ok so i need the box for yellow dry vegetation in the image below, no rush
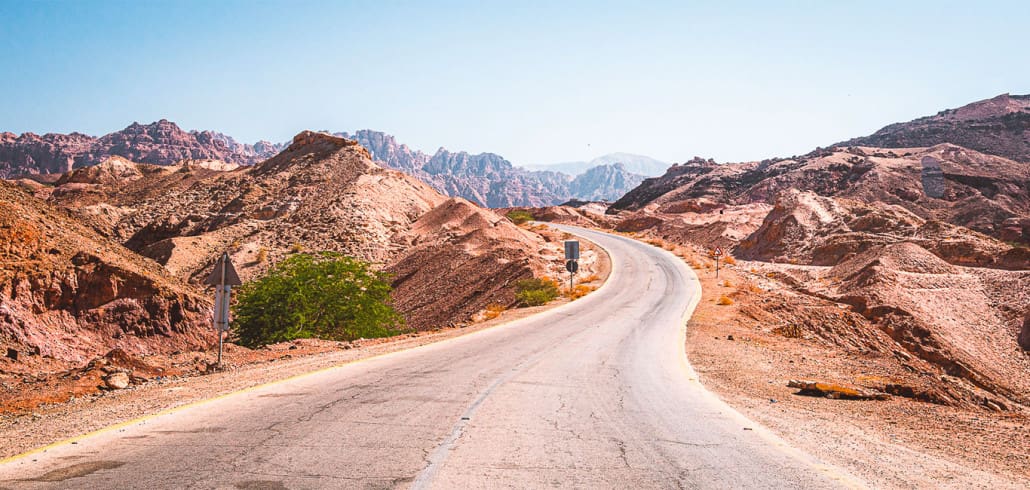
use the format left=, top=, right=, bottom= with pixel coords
left=716, top=295, right=734, bottom=305
left=567, top=284, right=597, bottom=300
left=483, top=303, right=506, bottom=320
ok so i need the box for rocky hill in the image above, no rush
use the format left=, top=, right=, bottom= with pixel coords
left=0, top=120, right=282, bottom=179
left=611, top=145, right=1030, bottom=245
left=44, top=131, right=552, bottom=330
left=0, top=180, right=212, bottom=367
left=839, top=94, right=1030, bottom=163
left=341, top=129, right=644, bottom=205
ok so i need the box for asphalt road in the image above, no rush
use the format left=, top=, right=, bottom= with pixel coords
left=0, top=225, right=855, bottom=489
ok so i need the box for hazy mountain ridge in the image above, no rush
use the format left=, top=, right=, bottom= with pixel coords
left=0, top=120, right=283, bottom=179
left=339, top=130, right=644, bottom=205
left=527, top=152, right=669, bottom=177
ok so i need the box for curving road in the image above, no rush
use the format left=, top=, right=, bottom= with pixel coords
left=0, top=225, right=854, bottom=489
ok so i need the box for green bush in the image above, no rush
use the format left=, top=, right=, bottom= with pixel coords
left=506, top=210, right=534, bottom=225
left=514, top=278, right=559, bottom=307
left=232, top=252, right=404, bottom=347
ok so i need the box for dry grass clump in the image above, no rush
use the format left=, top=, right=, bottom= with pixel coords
left=256, top=247, right=269, bottom=263
left=723, top=256, right=736, bottom=265
left=745, top=282, right=763, bottom=294
left=722, top=280, right=733, bottom=287
left=566, top=284, right=597, bottom=300
left=580, top=273, right=601, bottom=283
left=716, top=295, right=734, bottom=305
left=483, top=303, right=506, bottom=320
left=289, top=243, right=304, bottom=253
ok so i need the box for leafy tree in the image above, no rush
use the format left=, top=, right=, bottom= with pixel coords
left=506, top=210, right=534, bottom=225
left=514, top=278, right=559, bottom=307
left=232, top=252, right=404, bottom=347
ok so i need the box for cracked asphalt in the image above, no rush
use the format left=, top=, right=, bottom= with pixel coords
left=0, top=225, right=854, bottom=489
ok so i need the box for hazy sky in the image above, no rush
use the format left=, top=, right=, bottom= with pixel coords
left=2, top=1, right=1028, bottom=166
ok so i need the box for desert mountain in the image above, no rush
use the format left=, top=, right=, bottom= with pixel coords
left=0, top=180, right=212, bottom=367
left=341, top=129, right=645, bottom=205
left=839, top=93, right=1030, bottom=163
left=45, top=131, right=551, bottom=330
left=0, top=120, right=282, bottom=179
left=526, top=152, right=669, bottom=177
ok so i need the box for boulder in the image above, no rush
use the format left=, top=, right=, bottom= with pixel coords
left=103, top=372, right=130, bottom=390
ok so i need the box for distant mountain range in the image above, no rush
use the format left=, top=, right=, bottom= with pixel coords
left=338, top=130, right=646, bottom=206
left=0, top=123, right=646, bottom=207
left=525, top=153, right=669, bottom=177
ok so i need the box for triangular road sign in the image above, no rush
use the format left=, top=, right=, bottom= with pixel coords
left=205, top=252, right=242, bottom=286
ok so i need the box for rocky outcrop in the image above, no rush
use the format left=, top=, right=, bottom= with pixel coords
left=611, top=145, right=1030, bottom=245
left=0, top=120, right=282, bottom=178
left=814, top=243, right=1030, bottom=408
left=0, top=180, right=212, bottom=366
left=839, top=93, right=1030, bottom=163
left=387, top=198, right=545, bottom=329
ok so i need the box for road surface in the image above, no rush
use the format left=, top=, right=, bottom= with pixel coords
left=0, top=225, right=855, bottom=489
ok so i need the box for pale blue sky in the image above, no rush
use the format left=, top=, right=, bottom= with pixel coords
left=1, top=1, right=1027, bottom=165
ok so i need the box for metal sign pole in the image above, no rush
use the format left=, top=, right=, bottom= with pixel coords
left=206, top=252, right=241, bottom=368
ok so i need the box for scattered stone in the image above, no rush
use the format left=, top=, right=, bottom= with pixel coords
left=727, top=335, right=735, bottom=341
left=103, top=372, right=130, bottom=390
left=6, top=348, right=17, bottom=361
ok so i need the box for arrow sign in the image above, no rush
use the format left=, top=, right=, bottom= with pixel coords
left=205, top=252, right=242, bottom=287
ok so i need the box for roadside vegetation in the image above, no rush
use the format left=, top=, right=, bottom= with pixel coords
left=515, top=277, right=560, bottom=306
left=505, top=209, right=534, bottom=225
left=232, top=252, right=405, bottom=347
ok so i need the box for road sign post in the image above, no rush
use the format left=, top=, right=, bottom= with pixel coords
left=205, top=252, right=242, bottom=366
left=564, top=240, right=580, bottom=293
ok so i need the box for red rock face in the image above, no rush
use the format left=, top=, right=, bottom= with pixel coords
left=0, top=120, right=282, bottom=178
left=0, top=180, right=212, bottom=365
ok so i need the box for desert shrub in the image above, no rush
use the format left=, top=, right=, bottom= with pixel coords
left=232, top=252, right=404, bottom=347
left=256, top=248, right=268, bottom=263
left=716, top=295, right=734, bottom=305
left=722, top=280, right=733, bottom=287
left=723, top=256, right=736, bottom=265
left=506, top=210, right=534, bottom=225
left=515, top=277, right=559, bottom=306
left=289, top=243, right=304, bottom=253
left=581, top=273, right=601, bottom=283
